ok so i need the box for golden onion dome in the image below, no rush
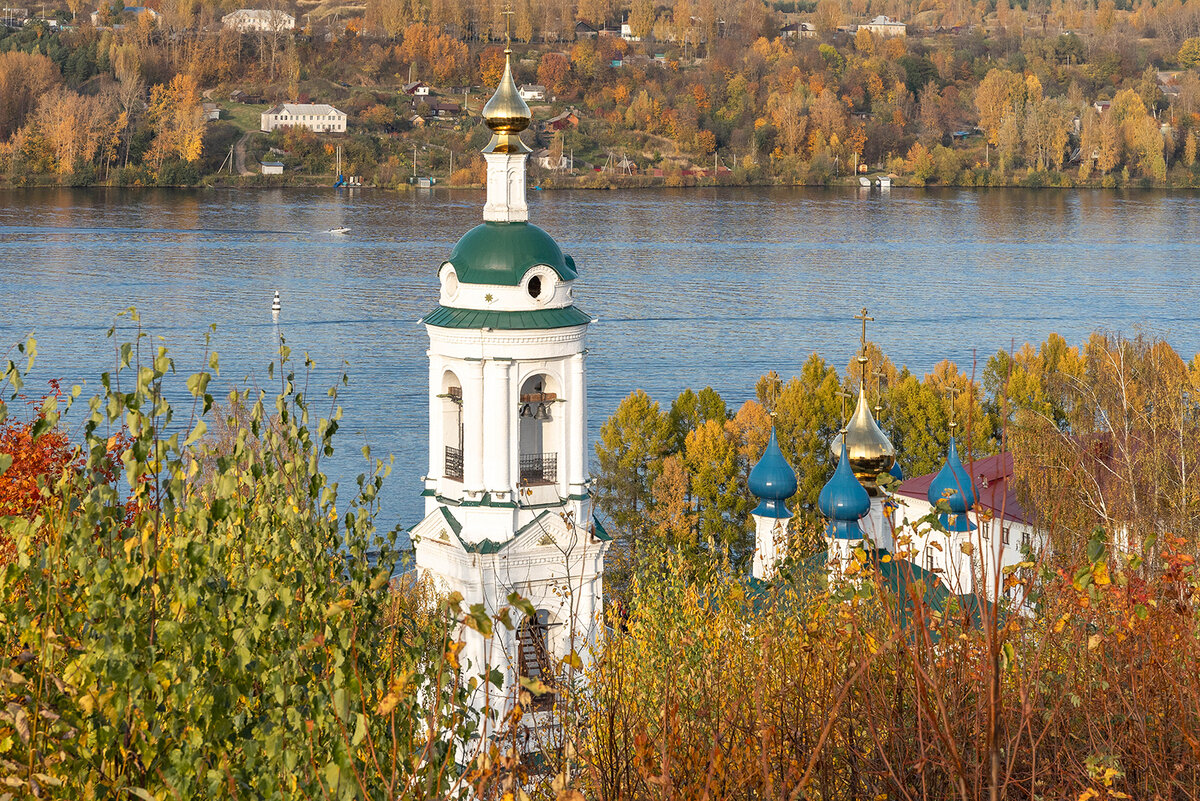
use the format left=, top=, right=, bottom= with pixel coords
left=482, top=49, right=531, bottom=135
left=831, top=384, right=896, bottom=496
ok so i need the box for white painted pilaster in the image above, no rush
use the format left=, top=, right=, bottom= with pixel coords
left=568, top=351, right=586, bottom=492
left=483, top=359, right=512, bottom=499
left=427, top=353, right=442, bottom=482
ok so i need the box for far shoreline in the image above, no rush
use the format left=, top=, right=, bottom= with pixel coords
left=3, top=175, right=1200, bottom=192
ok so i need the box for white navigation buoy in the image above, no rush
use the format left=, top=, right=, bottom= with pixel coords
left=272, top=290, right=281, bottom=313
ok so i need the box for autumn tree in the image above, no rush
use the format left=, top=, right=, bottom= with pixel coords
left=682, top=418, right=751, bottom=557
left=146, top=73, right=205, bottom=169
left=0, top=52, right=62, bottom=140
left=906, top=141, right=935, bottom=182
left=918, top=80, right=942, bottom=144
left=400, top=22, right=469, bottom=86
left=974, top=68, right=1026, bottom=147
left=667, top=386, right=727, bottom=451
left=814, top=0, right=842, bottom=33
left=1023, top=97, right=1072, bottom=170
left=767, top=87, right=809, bottom=158
left=478, top=46, right=508, bottom=87
left=629, top=0, right=655, bottom=40
left=537, top=53, right=570, bottom=96
left=1180, top=37, right=1200, bottom=69
left=24, top=88, right=118, bottom=175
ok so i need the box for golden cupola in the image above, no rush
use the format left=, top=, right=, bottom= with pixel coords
left=832, top=309, right=897, bottom=496
left=482, top=48, right=531, bottom=154
left=836, top=383, right=896, bottom=496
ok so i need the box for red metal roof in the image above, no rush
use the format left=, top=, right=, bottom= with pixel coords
left=895, top=452, right=1031, bottom=526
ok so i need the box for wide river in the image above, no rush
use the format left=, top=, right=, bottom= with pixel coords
left=1, top=186, right=1197, bottom=535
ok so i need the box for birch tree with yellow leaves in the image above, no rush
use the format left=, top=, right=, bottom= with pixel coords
left=145, top=73, right=205, bottom=171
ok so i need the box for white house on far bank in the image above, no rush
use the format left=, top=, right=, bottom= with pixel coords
left=859, top=15, right=906, bottom=36
left=260, top=103, right=346, bottom=133
left=518, top=84, right=546, bottom=102
left=222, top=8, right=295, bottom=32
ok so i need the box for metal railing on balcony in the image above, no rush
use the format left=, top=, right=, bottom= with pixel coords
left=444, top=446, right=463, bottom=481
left=519, top=452, right=557, bottom=485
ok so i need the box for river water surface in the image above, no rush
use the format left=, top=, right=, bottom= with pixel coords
left=1, top=186, right=1197, bottom=533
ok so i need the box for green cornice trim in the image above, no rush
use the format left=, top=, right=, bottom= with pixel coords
left=423, top=304, right=592, bottom=331
left=437, top=506, right=463, bottom=537
left=516, top=510, right=556, bottom=539
left=592, top=516, right=613, bottom=541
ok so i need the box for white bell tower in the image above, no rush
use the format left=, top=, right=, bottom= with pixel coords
left=409, top=48, right=608, bottom=720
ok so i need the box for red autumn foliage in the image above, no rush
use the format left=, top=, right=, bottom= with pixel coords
left=0, top=381, right=75, bottom=522
left=0, top=381, right=131, bottom=563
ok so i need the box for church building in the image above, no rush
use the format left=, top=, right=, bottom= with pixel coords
left=408, top=46, right=609, bottom=717
left=748, top=320, right=1033, bottom=618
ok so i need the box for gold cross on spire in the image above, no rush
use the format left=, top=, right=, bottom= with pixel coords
left=853, top=307, right=874, bottom=386
left=835, top=389, right=852, bottom=429
left=946, top=384, right=961, bottom=430
left=854, top=307, right=874, bottom=353
left=502, top=4, right=514, bottom=51
left=872, top=368, right=886, bottom=417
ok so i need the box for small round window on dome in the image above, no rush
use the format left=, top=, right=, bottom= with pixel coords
left=527, top=276, right=542, bottom=299
left=442, top=271, right=460, bottom=300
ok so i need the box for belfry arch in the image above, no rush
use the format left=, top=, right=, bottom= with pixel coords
left=518, top=373, right=560, bottom=486
left=440, top=370, right=463, bottom=481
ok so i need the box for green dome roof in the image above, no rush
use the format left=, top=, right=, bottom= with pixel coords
left=447, top=222, right=577, bottom=286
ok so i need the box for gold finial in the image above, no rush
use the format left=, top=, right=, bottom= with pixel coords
left=481, top=8, right=531, bottom=154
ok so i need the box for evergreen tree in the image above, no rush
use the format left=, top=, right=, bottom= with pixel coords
left=593, top=389, right=672, bottom=547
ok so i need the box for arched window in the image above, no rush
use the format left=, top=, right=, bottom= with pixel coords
left=441, top=371, right=463, bottom=481
left=518, top=374, right=559, bottom=485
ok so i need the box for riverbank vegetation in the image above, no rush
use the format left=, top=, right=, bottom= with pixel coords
left=3, top=0, right=1200, bottom=188
left=3, top=321, right=1198, bottom=798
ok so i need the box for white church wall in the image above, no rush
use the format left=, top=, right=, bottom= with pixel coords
left=891, top=493, right=1041, bottom=602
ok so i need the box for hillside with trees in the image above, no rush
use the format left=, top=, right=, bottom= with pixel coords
left=3, top=0, right=1200, bottom=187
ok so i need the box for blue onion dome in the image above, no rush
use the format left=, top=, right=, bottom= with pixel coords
left=830, top=385, right=896, bottom=496
left=889, top=460, right=904, bottom=482
left=749, top=428, right=798, bottom=518
left=927, top=435, right=976, bottom=532
left=819, top=437, right=871, bottom=539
